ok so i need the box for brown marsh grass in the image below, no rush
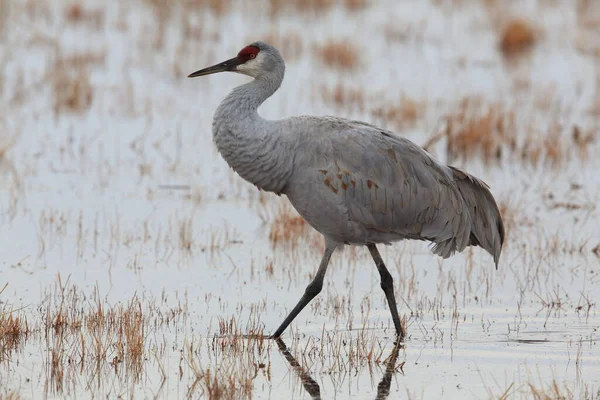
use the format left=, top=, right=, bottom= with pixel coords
left=343, top=0, right=368, bottom=11
left=64, top=3, right=104, bottom=29
left=0, top=134, right=20, bottom=193
left=443, top=99, right=511, bottom=164
left=183, top=312, right=269, bottom=398
left=322, top=82, right=366, bottom=111
left=269, top=0, right=334, bottom=16
left=438, top=97, right=595, bottom=167
left=314, top=40, right=360, bottom=72
left=493, top=379, right=600, bottom=400
left=269, top=0, right=367, bottom=16
left=263, top=30, right=304, bottom=62
left=498, top=18, right=537, bottom=59
left=146, top=0, right=232, bottom=17
left=268, top=203, right=308, bottom=248
left=371, top=95, right=425, bottom=131
left=52, top=50, right=105, bottom=116
left=0, top=393, right=23, bottom=400
left=0, top=277, right=187, bottom=396
left=0, top=287, right=30, bottom=362
left=284, top=329, right=402, bottom=372
left=267, top=202, right=325, bottom=254
left=178, top=217, right=194, bottom=252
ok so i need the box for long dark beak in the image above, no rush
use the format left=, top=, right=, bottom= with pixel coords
left=187, top=57, right=242, bottom=78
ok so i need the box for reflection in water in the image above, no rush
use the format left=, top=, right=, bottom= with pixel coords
left=375, top=340, right=403, bottom=400
left=275, top=338, right=404, bottom=400
left=275, top=338, right=322, bottom=399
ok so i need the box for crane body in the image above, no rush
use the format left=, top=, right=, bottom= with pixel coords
left=189, top=41, right=505, bottom=339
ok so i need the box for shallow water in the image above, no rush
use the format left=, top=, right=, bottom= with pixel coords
left=1, top=0, right=599, bottom=398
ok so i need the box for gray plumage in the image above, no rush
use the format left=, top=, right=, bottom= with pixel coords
left=189, top=41, right=505, bottom=339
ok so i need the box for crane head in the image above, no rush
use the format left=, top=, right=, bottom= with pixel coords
left=187, top=42, right=283, bottom=80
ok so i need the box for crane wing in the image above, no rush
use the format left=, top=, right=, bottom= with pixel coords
left=293, top=118, right=473, bottom=258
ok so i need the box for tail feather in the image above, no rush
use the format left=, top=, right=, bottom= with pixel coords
left=449, top=167, right=505, bottom=268
left=431, top=239, right=459, bottom=259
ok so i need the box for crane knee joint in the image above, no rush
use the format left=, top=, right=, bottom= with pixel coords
left=379, top=272, right=394, bottom=291
left=305, top=281, right=323, bottom=298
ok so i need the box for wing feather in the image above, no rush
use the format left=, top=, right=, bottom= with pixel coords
left=309, top=120, right=472, bottom=254
left=285, top=116, right=503, bottom=263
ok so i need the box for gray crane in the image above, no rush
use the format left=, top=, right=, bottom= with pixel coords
left=188, top=41, right=504, bottom=339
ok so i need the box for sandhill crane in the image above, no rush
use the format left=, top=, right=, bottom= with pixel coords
left=188, top=41, right=505, bottom=339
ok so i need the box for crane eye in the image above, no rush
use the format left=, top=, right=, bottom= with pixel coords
left=249, top=53, right=256, bottom=59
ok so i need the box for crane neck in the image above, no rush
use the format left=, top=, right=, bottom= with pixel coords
left=212, top=70, right=294, bottom=194
left=216, top=72, right=284, bottom=123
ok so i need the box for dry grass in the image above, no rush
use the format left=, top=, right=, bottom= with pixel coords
left=0, top=309, right=30, bottom=362
left=383, top=20, right=426, bottom=44
left=444, top=99, right=511, bottom=164
left=498, top=18, right=537, bottom=59
left=0, top=393, right=23, bottom=400
left=184, top=185, right=204, bottom=206
left=1, top=284, right=30, bottom=364
left=269, top=203, right=308, bottom=248
left=571, top=125, right=596, bottom=160
left=178, top=217, right=194, bottom=251
left=515, top=380, right=600, bottom=399
left=314, top=40, right=360, bottom=72
left=64, top=3, right=104, bottom=28
left=201, top=369, right=239, bottom=400
left=7, top=273, right=593, bottom=398
left=269, top=0, right=366, bottom=16
left=322, top=82, right=365, bottom=111
left=264, top=30, right=304, bottom=62
left=371, top=96, right=425, bottom=131
left=143, top=0, right=231, bottom=50
left=437, top=97, right=595, bottom=167
left=183, top=313, right=268, bottom=398
left=118, top=300, right=145, bottom=379
left=148, top=0, right=232, bottom=16
left=496, top=198, right=520, bottom=240
left=0, top=134, right=20, bottom=191
left=276, top=337, right=403, bottom=398
left=52, top=51, right=102, bottom=116
left=1, top=277, right=187, bottom=396
left=269, top=0, right=334, bottom=16
left=192, top=0, right=233, bottom=15
left=283, top=330, right=397, bottom=372
left=0, top=136, right=15, bottom=161
left=343, top=0, right=368, bottom=11
left=593, top=243, right=600, bottom=258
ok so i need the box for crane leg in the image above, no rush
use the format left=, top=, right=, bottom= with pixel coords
left=270, top=244, right=336, bottom=338
left=367, top=244, right=405, bottom=339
